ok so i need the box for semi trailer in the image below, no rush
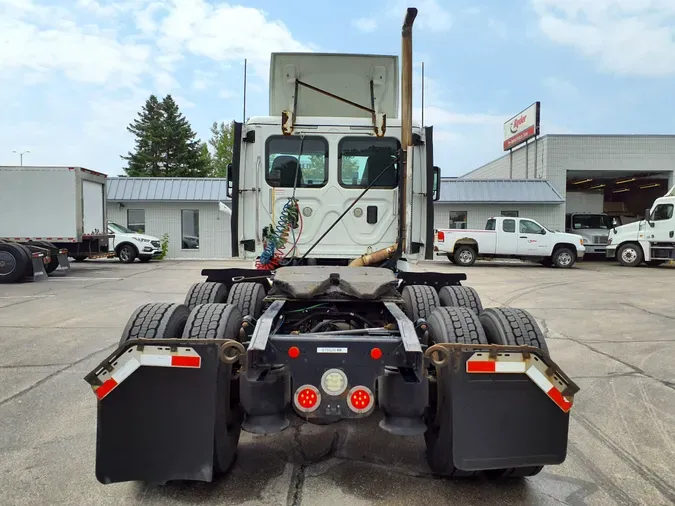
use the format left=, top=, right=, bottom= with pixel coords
left=0, top=165, right=114, bottom=283
left=84, top=7, right=579, bottom=485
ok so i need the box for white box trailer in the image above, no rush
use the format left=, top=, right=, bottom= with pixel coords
left=0, top=166, right=114, bottom=283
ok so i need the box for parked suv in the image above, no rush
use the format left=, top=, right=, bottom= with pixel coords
left=107, top=222, right=162, bottom=263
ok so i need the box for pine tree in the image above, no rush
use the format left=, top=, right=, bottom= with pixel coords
left=121, top=94, right=164, bottom=176
left=121, top=94, right=210, bottom=177
left=161, top=95, right=209, bottom=177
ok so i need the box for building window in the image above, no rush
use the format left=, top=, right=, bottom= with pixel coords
left=502, top=219, right=516, bottom=233
left=338, top=137, right=400, bottom=188
left=181, top=210, right=200, bottom=249
left=265, top=135, right=328, bottom=188
left=449, top=211, right=467, bottom=229
left=501, top=210, right=519, bottom=217
left=127, top=209, right=145, bottom=233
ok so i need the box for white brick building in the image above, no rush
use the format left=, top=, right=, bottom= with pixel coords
left=462, top=135, right=675, bottom=230
left=107, top=178, right=232, bottom=260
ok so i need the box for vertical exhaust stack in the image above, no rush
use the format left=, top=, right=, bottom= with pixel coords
left=400, top=7, right=417, bottom=252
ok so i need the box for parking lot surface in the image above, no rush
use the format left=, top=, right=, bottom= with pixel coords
left=1, top=258, right=674, bottom=506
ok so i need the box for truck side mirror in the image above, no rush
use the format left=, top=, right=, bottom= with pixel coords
left=226, top=163, right=233, bottom=197
left=645, top=208, right=654, bottom=227
left=432, top=166, right=440, bottom=201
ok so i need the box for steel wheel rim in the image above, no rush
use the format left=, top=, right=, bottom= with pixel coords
left=459, top=250, right=473, bottom=263
left=557, top=252, right=572, bottom=266
left=621, top=248, right=637, bottom=263
left=0, top=251, right=17, bottom=276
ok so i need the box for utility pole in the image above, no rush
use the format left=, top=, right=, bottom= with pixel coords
left=13, top=150, right=30, bottom=166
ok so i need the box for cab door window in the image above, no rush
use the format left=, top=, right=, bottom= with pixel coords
left=338, top=137, right=400, bottom=188
left=652, top=204, right=673, bottom=221
left=265, top=136, right=328, bottom=188
left=520, top=219, right=544, bottom=234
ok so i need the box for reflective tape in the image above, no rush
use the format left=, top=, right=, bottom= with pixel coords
left=92, top=345, right=201, bottom=400
left=466, top=352, right=573, bottom=413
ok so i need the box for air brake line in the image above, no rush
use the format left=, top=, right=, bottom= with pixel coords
left=255, top=136, right=305, bottom=270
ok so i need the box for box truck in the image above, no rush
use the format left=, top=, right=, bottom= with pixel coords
left=0, top=166, right=114, bottom=283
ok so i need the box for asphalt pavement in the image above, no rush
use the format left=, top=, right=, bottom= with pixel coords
left=0, top=257, right=673, bottom=505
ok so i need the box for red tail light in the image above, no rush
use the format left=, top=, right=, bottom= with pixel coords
left=437, top=231, right=445, bottom=242
left=294, top=385, right=321, bottom=413
left=347, top=386, right=374, bottom=413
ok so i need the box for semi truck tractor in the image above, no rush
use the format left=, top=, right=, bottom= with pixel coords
left=0, top=165, right=114, bottom=283
left=84, top=8, right=579, bottom=486
left=606, top=185, right=675, bottom=266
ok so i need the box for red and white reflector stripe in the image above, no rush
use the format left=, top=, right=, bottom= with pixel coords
left=466, top=352, right=573, bottom=413
left=92, top=345, right=201, bottom=400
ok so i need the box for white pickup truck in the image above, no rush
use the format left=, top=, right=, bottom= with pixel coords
left=435, top=216, right=586, bottom=268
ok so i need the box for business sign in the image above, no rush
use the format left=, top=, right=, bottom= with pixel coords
left=503, top=102, right=540, bottom=151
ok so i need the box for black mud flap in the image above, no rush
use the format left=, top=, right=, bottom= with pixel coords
left=435, top=347, right=576, bottom=471
left=30, top=254, right=48, bottom=282
left=93, top=344, right=221, bottom=485
left=56, top=252, right=71, bottom=272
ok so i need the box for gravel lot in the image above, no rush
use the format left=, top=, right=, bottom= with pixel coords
left=1, top=258, right=674, bottom=506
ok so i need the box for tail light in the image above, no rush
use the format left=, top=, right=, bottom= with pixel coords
left=347, top=386, right=374, bottom=414
left=437, top=231, right=445, bottom=242
left=294, top=385, right=321, bottom=413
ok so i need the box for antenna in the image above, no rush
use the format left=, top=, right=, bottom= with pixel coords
left=243, top=58, right=247, bottom=122
left=421, top=61, right=425, bottom=127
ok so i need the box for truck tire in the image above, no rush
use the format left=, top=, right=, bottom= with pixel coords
left=424, top=307, right=488, bottom=477
left=401, top=285, right=439, bottom=321
left=13, top=244, right=35, bottom=280
left=119, top=302, right=191, bottom=347
left=453, top=245, right=477, bottom=267
left=478, top=307, right=549, bottom=355
left=0, top=243, right=29, bottom=284
left=616, top=243, right=643, bottom=267
left=182, top=303, right=243, bottom=474
left=478, top=306, right=548, bottom=478
left=184, top=282, right=229, bottom=310
left=446, top=254, right=456, bottom=264
left=118, top=243, right=138, bottom=263
left=226, top=282, right=266, bottom=319
left=551, top=247, right=575, bottom=268
left=438, top=285, right=483, bottom=315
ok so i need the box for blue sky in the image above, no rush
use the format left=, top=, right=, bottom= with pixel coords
left=2, top=0, right=675, bottom=177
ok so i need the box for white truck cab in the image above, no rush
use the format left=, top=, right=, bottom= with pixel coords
left=565, top=213, right=621, bottom=255
left=107, top=222, right=162, bottom=263
left=227, top=52, right=438, bottom=267
left=606, top=185, right=675, bottom=266
left=435, top=216, right=585, bottom=268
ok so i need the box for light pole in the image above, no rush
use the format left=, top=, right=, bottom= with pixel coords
left=12, top=150, right=30, bottom=166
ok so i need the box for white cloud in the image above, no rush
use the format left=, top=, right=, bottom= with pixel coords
left=531, top=0, right=675, bottom=76
left=387, top=0, right=453, bottom=33
left=352, top=17, right=378, bottom=33
left=0, top=0, right=314, bottom=175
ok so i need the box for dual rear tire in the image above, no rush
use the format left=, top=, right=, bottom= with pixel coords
left=402, top=283, right=547, bottom=479
left=119, top=300, right=245, bottom=479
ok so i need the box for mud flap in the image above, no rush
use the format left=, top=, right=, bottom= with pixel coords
left=443, top=349, right=574, bottom=471
left=93, top=344, right=221, bottom=484
left=56, top=252, right=71, bottom=272
left=30, top=254, right=48, bottom=282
